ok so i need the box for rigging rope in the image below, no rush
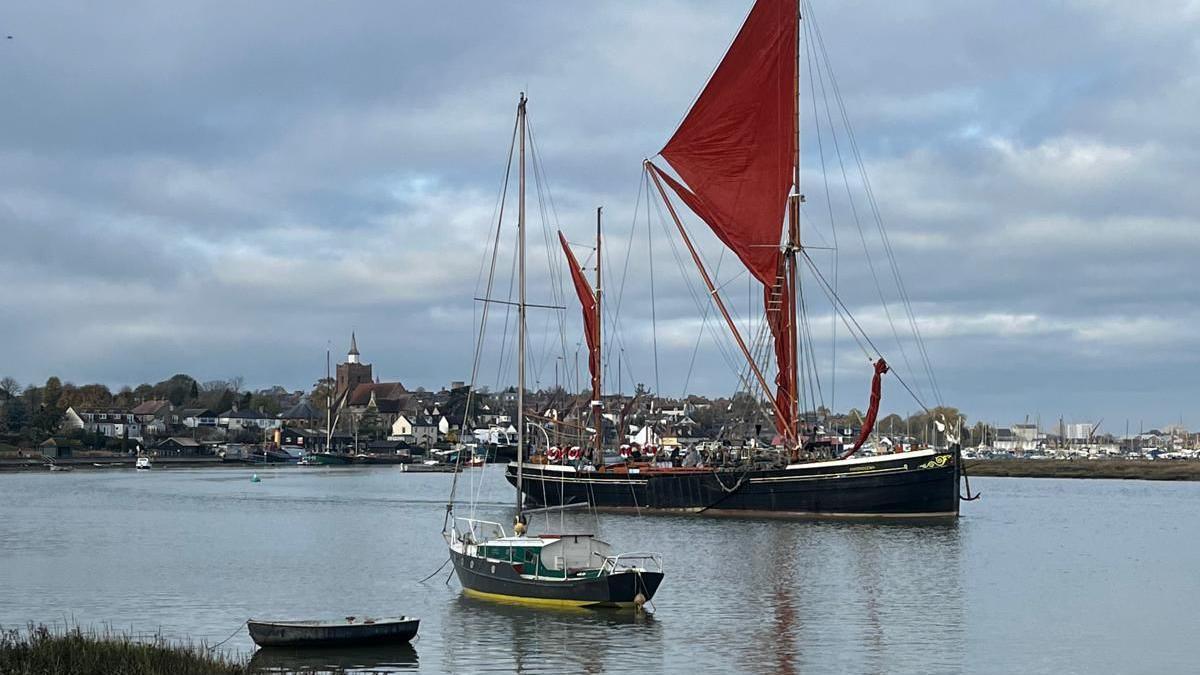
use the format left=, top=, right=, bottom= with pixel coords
left=449, top=110, right=519, bottom=516
left=801, top=251, right=931, bottom=415
left=806, top=0, right=942, bottom=405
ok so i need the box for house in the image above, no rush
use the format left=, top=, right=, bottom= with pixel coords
left=131, top=400, right=172, bottom=423
left=278, top=426, right=320, bottom=447
left=181, top=408, right=218, bottom=428
left=345, top=383, right=409, bottom=430
left=366, top=439, right=408, bottom=456
left=132, top=400, right=174, bottom=438
left=65, top=407, right=143, bottom=439
left=39, top=438, right=68, bottom=459
left=391, top=414, right=438, bottom=447
left=154, top=437, right=205, bottom=456
left=279, top=401, right=323, bottom=426
left=218, top=408, right=281, bottom=431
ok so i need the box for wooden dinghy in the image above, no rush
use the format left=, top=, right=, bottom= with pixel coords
left=247, top=616, right=419, bottom=648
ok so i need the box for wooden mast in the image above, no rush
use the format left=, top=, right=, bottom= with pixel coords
left=787, top=2, right=803, bottom=455
left=593, top=206, right=603, bottom=463
left=516, top=93, right=527, bottom=522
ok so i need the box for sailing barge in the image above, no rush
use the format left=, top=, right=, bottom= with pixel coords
left=506, top=0, right=962, bottom=520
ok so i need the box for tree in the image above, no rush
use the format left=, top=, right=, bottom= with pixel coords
left=214, top=390, right=235, bottom=414
left=0, top=377, right=20, bottom=398
left=249, top=393, right=281, bottom=416
left=4, top=397, right=29, bottom=434
left=34, top=377, right=66, bottom=434
left=73, top=384, right=113, bottom=408
left=309, top=377, right=335, bottom=416
left=905, top=406, right=966, bottom=445
left=358, top=405, right=384, bottom=443
left=879, top=414, right=905, bottom=437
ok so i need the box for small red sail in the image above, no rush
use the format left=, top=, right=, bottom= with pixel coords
left=558, top=231, right=600, bottom=397
left=842, top=359, right=889, bottom=459
left=659, top=0, right=797, bottom=287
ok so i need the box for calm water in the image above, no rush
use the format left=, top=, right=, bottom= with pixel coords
left=1, top=466, right=1197, bottom=673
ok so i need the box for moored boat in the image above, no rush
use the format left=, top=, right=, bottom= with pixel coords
left=448, top=519, right=663, bottom=608
left=135, top=456, right=151, bottom=471
left=246, top=616, right=419, bottom=648
left=444, top=94, right=665, bottom=610
left=299, top=452, right=352, bottom=466
left=507, top=448, right=958, bottom=520
left=497, top=0, right=969, bottom=520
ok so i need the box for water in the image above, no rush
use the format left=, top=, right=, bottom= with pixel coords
left=1, top=466, right=1197, bottom=673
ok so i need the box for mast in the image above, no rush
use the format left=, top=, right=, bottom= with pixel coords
left=325, top=346, right=332, bottom=452
left=593, top=206, right=603, bottom=463
left=788, top=3, right=802, bottom=447
left=516, top=92, right=527, bottom=522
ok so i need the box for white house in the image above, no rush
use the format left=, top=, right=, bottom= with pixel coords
left=391, top=414, right=438, bottom=447
left=63, top=407, right=143, bottom=440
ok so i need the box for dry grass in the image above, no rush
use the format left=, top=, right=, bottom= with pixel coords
left=0, top=624, right=248, bottom=675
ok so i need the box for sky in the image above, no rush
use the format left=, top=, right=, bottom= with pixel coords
left=1, top=0, right=1197, bottom=431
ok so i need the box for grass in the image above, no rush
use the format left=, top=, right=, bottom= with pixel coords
left=0, top=624, right=248, bottom=675
left=965, top=459, right=1200, bottom=481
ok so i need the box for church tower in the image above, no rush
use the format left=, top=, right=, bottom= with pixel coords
left=336, top=332, right=372, bottom=403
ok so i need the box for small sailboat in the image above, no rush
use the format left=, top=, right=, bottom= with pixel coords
left=135, top=456, right=151, bottom=471
left=444, top=94, right=664, bottom=609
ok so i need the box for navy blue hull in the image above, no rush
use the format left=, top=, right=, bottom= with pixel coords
left=506, top=451, right=960, bottom=519
left=451, top=549, right=663, bottom=607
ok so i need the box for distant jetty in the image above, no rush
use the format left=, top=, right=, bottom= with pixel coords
left=965, top=459, right=1200, bottom=482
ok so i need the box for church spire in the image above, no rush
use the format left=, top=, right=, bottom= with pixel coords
left=348, top=332, right=360, bottom=364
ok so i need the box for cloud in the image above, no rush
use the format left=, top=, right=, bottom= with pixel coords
left=1, top=0, right=1198, bottom=427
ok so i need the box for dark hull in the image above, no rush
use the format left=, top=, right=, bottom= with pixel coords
left=247, top=618, right=419, bottom=648
left=450, top=549, right=662, bottom=608
left=506, top=450, right=960, bottom=520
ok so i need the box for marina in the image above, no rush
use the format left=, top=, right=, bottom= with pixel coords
left=1, top=465, right=1197, bottom=672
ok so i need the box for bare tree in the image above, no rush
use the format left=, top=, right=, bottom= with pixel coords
left=0, top=377, right=19, bottom=397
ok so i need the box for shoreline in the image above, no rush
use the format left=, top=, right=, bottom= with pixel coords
left=965, top=459, right=1200, bottom=481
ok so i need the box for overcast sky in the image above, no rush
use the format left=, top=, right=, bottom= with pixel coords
left=1, top=0, right=1197, bottom=430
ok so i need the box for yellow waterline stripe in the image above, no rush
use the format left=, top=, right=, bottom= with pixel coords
left=461, top=588, right=633, bottom=609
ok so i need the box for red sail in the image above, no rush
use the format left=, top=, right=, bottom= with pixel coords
left=558, top=232, right=600, bottom=398
left=841, top=359, right=889, bottom=459
left=655, top=0, right=798, bottom=440
left=659, top=0, right=797, bottom=288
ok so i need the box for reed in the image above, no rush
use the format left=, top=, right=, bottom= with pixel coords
left=0, top=624, right=247, bottom=675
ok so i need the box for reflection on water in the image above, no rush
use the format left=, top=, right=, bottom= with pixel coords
left=249, top=644, right=418, bottom=673
left=443, top=596, right=662, bottom=674
left=1, top=468, right=1196, bottom=673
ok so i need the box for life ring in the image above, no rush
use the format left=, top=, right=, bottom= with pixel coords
left=547, top=446, right=562, bottom=461
left=619, top=445, right=631, bottom=458
left=568, top=446, right=582, bottom=460
left=644, top=445, right=657, bottom=457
